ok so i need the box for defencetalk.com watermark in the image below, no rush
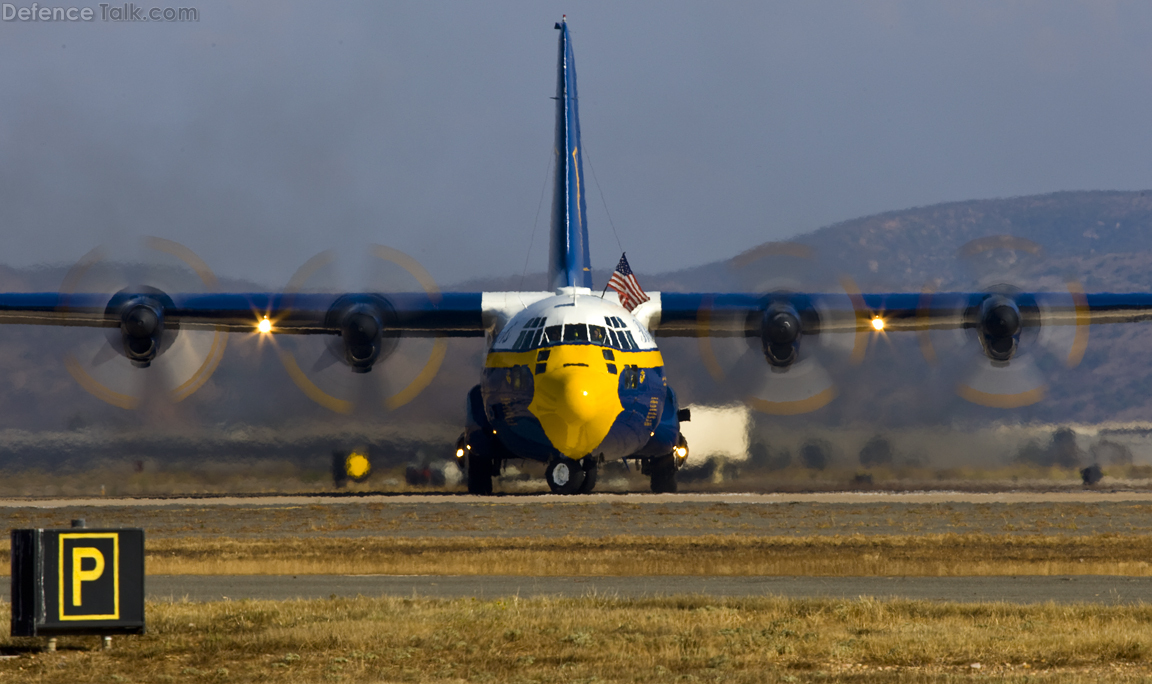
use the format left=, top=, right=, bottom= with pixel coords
left=2, top=3, right=198, bottom=21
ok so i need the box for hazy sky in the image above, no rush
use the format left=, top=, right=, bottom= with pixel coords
left=2, top=1, right=1151, bottom=288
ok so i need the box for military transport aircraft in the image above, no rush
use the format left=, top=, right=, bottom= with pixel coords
left=1, top=19, right=1150, bottom=495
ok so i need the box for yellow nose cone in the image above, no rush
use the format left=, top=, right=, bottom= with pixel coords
left=564, top=383, right=602, bottom=422
left=529, top=345, right=623, bottom=459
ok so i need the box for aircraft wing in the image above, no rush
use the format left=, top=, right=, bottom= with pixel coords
left=0, top=292, right=489, bottom=335
left=651, top=291, right=1152, bottom=336
left=0, top=287, right=514, bottom=412
left=646, top=289, right=1152, bottom=412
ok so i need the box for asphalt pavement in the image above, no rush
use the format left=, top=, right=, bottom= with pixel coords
left=87, top=575, right=1152, bottom=604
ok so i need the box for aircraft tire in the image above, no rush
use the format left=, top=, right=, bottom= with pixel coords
left=545, top=457, right=585, bottom=495
left=467, top=453, right=494, bottom=495
left=650, top=454, right=678, bottom=494
left=577, top=460, right=598, bottom=494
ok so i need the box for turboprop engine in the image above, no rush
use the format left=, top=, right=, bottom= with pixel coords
left=975, top=295, right=1022, bottom=363
left=104, top=287, right=176, bottom=369
left=760, top=304, right=803, bottom=367
left=323, top=295, right=400, bottom=373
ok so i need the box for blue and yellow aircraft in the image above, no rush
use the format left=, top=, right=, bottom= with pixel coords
left=0, top=19, right=1150, bottom=494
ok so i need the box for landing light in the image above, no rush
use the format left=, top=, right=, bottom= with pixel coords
left=257, top=316, right=272, bottom=334
left=675, top=446, right=688, bottom=458
left=870, top=316, right=885, bottom=332
left=455, top=448, right=465, bottom=458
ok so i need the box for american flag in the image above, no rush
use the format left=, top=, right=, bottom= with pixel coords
left=607, top=253, right=650, bottom=312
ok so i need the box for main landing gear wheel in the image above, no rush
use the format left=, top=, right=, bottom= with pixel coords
left=577, top=459, right=598, bottom=494
left=466, top=452, right=494, bottom=495
left=545, top=457, right=585, bottom=495
left=650, top=454, right=678, bottom=494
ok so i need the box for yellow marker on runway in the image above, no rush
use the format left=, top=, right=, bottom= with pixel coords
left=345, top=452, right=371, bottom=481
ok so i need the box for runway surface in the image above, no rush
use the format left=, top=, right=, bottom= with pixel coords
left=2, top=491, right=1149, bottom=606
left=6, top=491, right=1152, bottom=538
left=51, top=575, right=1152, bottom=604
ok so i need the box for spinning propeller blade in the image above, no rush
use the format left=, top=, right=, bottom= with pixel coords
left=698, top=242, right=867, bottom=415
left=61, top=237, right=227, bottom=409
left=920, top=236, right=1090, bottom=408
left=277, top=245, right=448, bottom=415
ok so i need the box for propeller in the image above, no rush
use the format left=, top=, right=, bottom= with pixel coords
left=918, top=236, right=1090, bottom=408
left=61, top=237, right=227, bottom=410
left=275, top=245, right=448, bottom=415
left=697, top=242, right=868, bottom=415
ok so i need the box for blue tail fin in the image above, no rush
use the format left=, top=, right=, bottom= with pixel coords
left=549, top=18, right=593, bottom=290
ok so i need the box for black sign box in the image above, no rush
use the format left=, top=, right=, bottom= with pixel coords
left=11, top=529, right=145, bottom=637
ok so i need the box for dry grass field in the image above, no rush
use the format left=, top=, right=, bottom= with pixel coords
left=4, top=596, right=1152, bottom=683
left=4, top=498, right=1152, bottom=681
left=0, top=533, right=1143, bottom=577
left=7, top=500, right=1152, bottom=577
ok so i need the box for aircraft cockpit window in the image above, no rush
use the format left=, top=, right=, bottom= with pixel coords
left=607, top=328, right=621, bottom=349
left=625, top=331, right=638, bottom=349
left=531, top=328, right=544, bottom=348
left=589, top=325, right=607, bottom=345
left=544, top=325, right=563, bottom=345
left=563, top=323, right=588, bottom=342
left=516, top=329, right=541, bottom=351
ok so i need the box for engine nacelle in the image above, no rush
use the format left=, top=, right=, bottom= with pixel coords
left=325, top=295, right=399, bottom=373
left=759, top=304, right=802, bottom=367
left=105, top=287, right=174, bottom=368
left=120, top=301, right=164, bottom=366
left=977, top=295, right=1021, bottom=362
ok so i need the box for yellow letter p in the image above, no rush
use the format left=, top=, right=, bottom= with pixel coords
left=72, top=547, right=105, bottom=607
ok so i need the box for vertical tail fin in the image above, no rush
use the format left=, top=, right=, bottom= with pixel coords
left=549, top=17, right=593, bottom=290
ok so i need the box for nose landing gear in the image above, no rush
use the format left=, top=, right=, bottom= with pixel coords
left=545, top=457, right=586, bottom=494
left=544, top=455, right=600, bottom=494
left=577, top=457, right=598, bottom=494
